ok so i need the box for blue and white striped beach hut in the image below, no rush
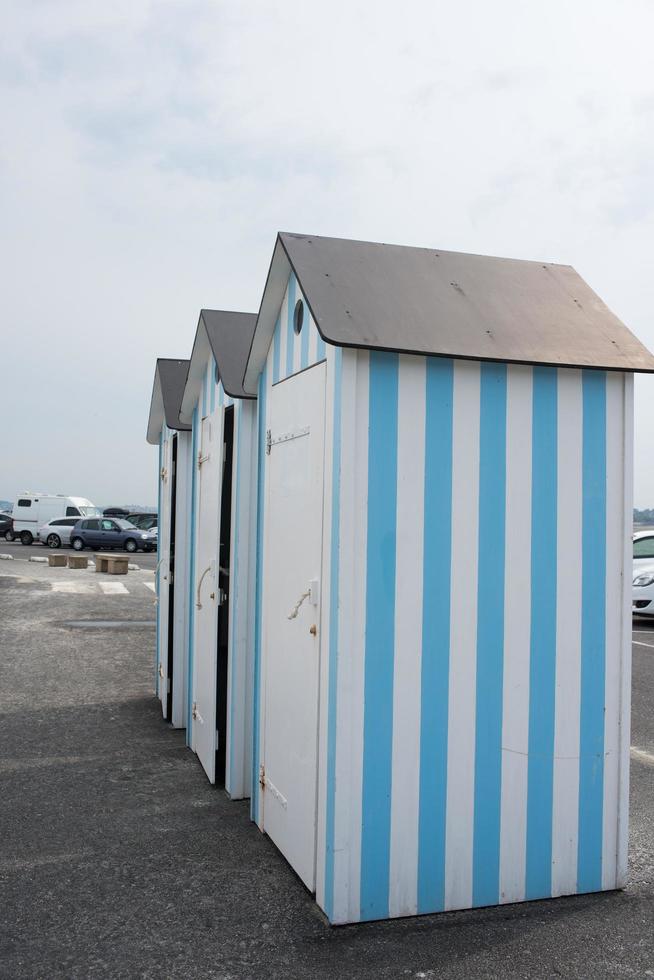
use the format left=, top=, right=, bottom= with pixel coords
left=179, top=310, right=258, bottom=799
left=242, top=232, right=654, bottom=924
left=147, top=358, right=192, bottom=729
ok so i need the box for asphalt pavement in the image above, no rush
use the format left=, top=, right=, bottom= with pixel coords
left=0, top=562, right=653, bottom=979
left=0, top=537, right=157, bottom=571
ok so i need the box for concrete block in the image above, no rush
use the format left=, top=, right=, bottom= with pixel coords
left=67, top=555, right=88, bottom=570
left=48, top=554, right=68, bottom=568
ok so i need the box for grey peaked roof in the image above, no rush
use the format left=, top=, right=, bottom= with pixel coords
left=179, top=309, right=257, bottom=423
left=200, top=310, right=257, bottom=399
left=146, top=359, right=191, bottom=445
left=243, top=232, right=654, bottom=389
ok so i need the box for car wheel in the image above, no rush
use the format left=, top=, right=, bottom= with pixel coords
left=71, top=537, right=84, bottom=551
left=5, top=529, right=14, bottom=542
left=124, top=538, right=137, bottom=554
left=47, top=534, right=61, bottom=549
left=20, top=531, right=33, bottom=546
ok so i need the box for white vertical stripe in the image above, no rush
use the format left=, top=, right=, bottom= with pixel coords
left=552, top=369, right=582, bottom=896
left=308, top=311, right=318, bottom=365
left=332, top=349, right=368, bottom=923
left=603, top=372, right=623, bottom=889
left=278, top=290, right=288, bottom=381
left=316, top=346, right=337, bottom=908
left=617, top=373, right=633, bottom=887
left=293, top=290, right=303, bottom=375
left=444, top=359, right=480, bottom=912
left=389, top=355, right=425, bottom=918
left=499, top=364, right=533, bottom=904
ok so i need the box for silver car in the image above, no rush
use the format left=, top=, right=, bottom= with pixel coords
left=37, top=517, right=83, bottom=549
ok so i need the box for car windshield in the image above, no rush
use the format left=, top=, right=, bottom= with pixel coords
left=79, top=506, right=102, bottom=516
left=115, top=519, right=138, bottom=530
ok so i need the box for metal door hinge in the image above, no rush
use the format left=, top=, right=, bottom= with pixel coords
left=218, top=587, right=227, bottom=606
left=267, top=426, right=310, bottom=455
left=259, top=764, right=266, bottom=788
left=192, top=701, right=198, bottom=721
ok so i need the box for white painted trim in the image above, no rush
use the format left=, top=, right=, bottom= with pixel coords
left=315, top=345, right=337, bottom=909
left=602, top=372, right=623, bottom=888
left=617, top=373, right=633, bottom=887
left=332, top=349, right=369, bottom=923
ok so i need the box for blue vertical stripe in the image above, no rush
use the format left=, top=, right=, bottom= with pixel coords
left=526, top=366, right=558, bottom=899
left=251, top=364, right=267, bottom=823
left=324, top=349, right=343, bottom=921
left=210, top=359, right=216, bottom=414
left=155, top=431, right=163, bottom=695
left=418, top=357, right=454, bottom=913
left=473, top=363, right=507, bottom=907
left=286, top=276, right=296, bottom=378
left=360, top=351, right=399, bottom=921
left=272, top=316, right=281, bottom=384
left=577, top=370, right=607, bottom=891
left=300, top=301, right=310, bottom=370
left=186, top=406, right=199, bottom=744
left=202, top=364, right=208, bottom=418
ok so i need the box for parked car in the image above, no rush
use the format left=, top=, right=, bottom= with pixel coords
left=127, top=512, right=158, bottom=531
left=11, top=493, right=101, bottom=545
left=633, top=530, right=654, bottom=568
left=70, top=518, right=152, bottom=554
left=0, top=513, right=14, bottom=540
left=37, top=517, right=85, bottom=549
left=633, top=561, right=654, bottom=617
left=103, top=507, right=130, bottom=518
left=140, top=527, right=158, bottom=552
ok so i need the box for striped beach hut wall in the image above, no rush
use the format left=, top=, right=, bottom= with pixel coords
left=146, top=358, right=193, bottom=729
left=243, top=232, right=654, bottom=924
left=179, top=310, right=258, bottom=800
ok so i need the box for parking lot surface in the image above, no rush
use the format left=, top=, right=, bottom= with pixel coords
left=0, top=566, right=653, bottom=978
left=0, top=537, right=157, bottom=571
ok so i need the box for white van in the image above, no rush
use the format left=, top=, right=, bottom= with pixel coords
left=11, top=493, right=101, bottom=545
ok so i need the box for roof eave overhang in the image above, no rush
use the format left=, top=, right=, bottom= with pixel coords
left=146, top=368, right=164, bottom=445
left=179, top=316, right=213, bottom=424
left=243, top=236, right=292, bottom=394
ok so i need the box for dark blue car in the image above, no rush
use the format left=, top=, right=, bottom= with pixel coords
left=70, top=517, right=153, bottom=553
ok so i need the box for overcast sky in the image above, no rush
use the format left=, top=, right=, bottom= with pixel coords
left=1, top=0, right=653, bottom=507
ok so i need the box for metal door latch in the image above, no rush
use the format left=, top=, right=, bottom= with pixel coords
left=158, top=663, right=164, bottom=678
left=266, top=429, right=272, bottom=455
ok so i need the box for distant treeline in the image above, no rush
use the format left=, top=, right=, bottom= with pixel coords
left=634, top=509, right=654, bottom=524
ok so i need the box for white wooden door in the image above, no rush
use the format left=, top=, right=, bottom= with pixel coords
left=262, top=362, right=326, bottom=890
left=157, top=438, right=172, bottom=718
left=193, top=411, right=223, bottom=783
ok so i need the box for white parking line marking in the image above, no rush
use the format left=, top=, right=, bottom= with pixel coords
left=98, top=582, right=129, bottom=595
left=144, top=582, right=156, bottom=593
left=51, top=581, right=96, bottom=594
left=632, top=630, right=654, bottom=635
left=633, top=640, right=654, bottom=649
left=631, top=747, right=654, bottom=767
